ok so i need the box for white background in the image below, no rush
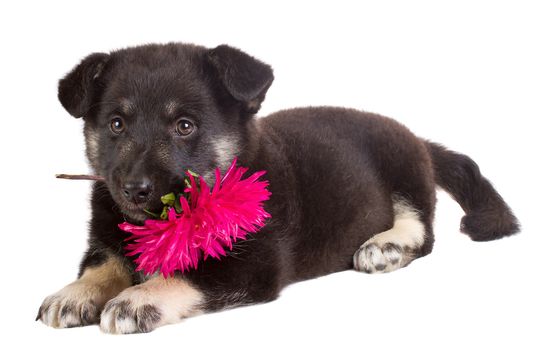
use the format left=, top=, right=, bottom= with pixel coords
left=0, top=1, right=532, bottom=349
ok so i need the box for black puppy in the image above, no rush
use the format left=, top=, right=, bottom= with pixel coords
left=37, top=43, right=519, bottom=334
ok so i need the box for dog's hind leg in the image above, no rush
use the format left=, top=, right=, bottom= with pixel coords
left=353, top=199, right=429, bottom=273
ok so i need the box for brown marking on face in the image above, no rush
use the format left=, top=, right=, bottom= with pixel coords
left=118, top=139, right=136, bottom=159
left=119, top=98, right=135, bottom=115
left=165, top=100, right=179, bottom=117
left=84, top=126, right=100, bottom=171
left=152, top=140, right=172, bottom=164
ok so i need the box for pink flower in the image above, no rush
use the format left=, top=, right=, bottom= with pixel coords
left=118, top=158, right=271, bottom=277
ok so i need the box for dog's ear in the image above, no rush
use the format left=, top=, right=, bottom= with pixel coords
left=207, top=45, right=274, bottom=114
left=58, top=53, right=110, bottom=118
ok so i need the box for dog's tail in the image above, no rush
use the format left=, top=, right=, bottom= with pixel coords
left=425, top=141, right=520, bottom=241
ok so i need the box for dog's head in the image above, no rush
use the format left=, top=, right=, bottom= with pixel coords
left=58, top=43, right=273, bottom=222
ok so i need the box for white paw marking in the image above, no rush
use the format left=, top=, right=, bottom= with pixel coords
left=100, top=286, right=159, bottom=334
left=37, top=257, right=131, bottom=328
left=354, top=200, right=425, bottom=274
left=354, top=242, right=403, bottom=273
left=100, top=276, right=203, bottom=334
left=37, top=281, right=101, bottom=328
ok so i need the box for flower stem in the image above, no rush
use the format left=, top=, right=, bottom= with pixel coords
left=55, top=174, right=105, bottom=181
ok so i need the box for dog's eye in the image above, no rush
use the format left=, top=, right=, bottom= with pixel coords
left=176, top=119, right=195, bottom=136
left=110, top=117, right=125, bottom=134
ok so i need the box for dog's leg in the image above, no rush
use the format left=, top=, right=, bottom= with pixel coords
left=37, top=255, right=131, bottom=328
left=99, top=275, right=203, bottom=334
left=354, top=200, right=428, bottom=273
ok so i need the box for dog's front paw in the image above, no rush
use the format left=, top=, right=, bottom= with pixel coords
left=36, top=282, right=102, bottom=328
left=100, top=287, right=163, bottom=334
left=100, top=276, right=204, bottom=334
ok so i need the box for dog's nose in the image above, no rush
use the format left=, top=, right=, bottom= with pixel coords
left=122, top=179, right=152, bottom=204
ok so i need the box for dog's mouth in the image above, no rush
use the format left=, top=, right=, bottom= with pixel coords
left=115, top=197, right=165, bottom=224
left=122, top=205, right=164, bottom=224
left=111, top=177, right=186, bottom=224
left=119, top=203, right=149, bottom=223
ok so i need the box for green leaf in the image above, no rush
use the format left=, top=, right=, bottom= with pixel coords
left=184, top=178, right=191, bottom=188
left=187, top=169, right=200, bottom=177
left=160, top=192, right=176, bottom=206
left=143, top=208, right=160, bottom=218
left=160, top=206, right=169, bottom=220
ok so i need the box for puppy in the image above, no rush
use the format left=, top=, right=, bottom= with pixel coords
left=37, top=43, right=519, bottom=334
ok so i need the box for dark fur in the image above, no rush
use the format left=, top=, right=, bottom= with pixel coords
left=52, top=43, right=520, bottom=315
